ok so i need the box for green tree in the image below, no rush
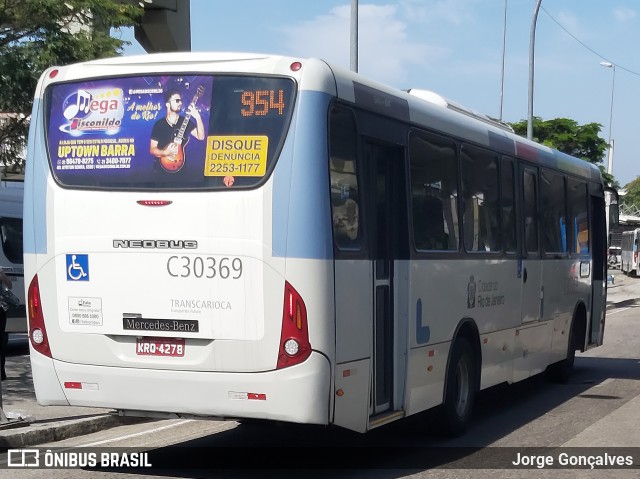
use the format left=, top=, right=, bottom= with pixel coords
left=621, top=176, right=640, bottom=211
left=508, top=117, right=615, bottom=187
left=0, top=0, right=142, bottom=171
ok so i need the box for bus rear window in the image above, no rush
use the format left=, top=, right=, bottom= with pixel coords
left=45, top=75, right=296, bottom=190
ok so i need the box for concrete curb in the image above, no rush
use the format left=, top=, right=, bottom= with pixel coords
left=0, top=414, right=144, bottom=448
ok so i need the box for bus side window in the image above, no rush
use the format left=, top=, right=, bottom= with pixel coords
left=523, top=170, right=539, bottom=254
left=409, top=131, right=459, bottom=252
left=567, top=179, right=589, bottom=255
left=460, top=145, right=500, bottom=253
left=501, top=158, right=517, bottom=254
left=540, top=169, right=567, bottom=255
left=329, top=107, right=362, bottom=251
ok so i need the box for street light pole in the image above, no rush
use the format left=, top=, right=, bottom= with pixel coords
left=499, top=0, right=508, bottom=121
left=350, top=0, right=358, bottom=73
left=600, top=61, right=616, bottom=175
left=527, top=0, right=542, bottom=140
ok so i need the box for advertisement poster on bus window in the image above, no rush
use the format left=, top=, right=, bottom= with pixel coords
left=47, top=74, right=294, bottom=189
left=46, top=75, right=217, bottom=186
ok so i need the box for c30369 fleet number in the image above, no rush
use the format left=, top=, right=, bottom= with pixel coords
left=167, top=256, right=243, bottom=279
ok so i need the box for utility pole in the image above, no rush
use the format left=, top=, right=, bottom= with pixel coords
left=499, top=0, right=507, bottom=121
left=350, top=0, right=358, bottom=72
left=527, top=0, right=542, bottom=140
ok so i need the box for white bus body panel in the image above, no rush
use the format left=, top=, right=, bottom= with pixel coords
left=332, top=260, right=372, bottom=432
left=33, top=345, right=330, bottom=424
left=30, top=180, right=289, bottom=369
left=25, top=54, right=338, bottom=425
left=403, top=256, right=583, bottom=415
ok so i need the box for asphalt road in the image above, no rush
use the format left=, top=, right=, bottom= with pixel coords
left=2, top=302, right=638, bottom=478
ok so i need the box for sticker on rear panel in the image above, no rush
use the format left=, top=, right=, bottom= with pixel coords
left=68, top=297, right=103, bottom=326
left=204, top=135, right=268, bottom=177
left=66, top=254, right=89, bottom=281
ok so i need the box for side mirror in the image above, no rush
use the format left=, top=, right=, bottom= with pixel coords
left=605, top=187, right=619, bottom=228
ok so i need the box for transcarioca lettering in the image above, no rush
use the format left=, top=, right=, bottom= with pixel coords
left=171, top=299, right=232, bottom=310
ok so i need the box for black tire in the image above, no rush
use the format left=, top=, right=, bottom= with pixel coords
left=440, top=337, right=477, bottom=437
left=547, top=323, right=576, bottom=384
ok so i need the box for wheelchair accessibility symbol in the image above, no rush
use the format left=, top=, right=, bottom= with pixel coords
left=66, top=254, right=89, bottom=281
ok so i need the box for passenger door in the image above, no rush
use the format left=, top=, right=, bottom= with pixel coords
left=330, top=106, right=372, bottom=432
left=520, top=165, right=542, bottom=323
left=589, top=191, right=606, bottom=346
left=364, top=140, right=409, bottom=416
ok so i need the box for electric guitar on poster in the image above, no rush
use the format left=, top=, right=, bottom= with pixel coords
left=159, top=85, right=205, bottom=172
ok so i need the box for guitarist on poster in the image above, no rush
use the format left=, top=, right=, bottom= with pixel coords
left=149, top=88, right=205, bottom=173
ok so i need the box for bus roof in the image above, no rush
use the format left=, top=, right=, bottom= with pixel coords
left=325, top=60, right=602, bottom=183
left=37, top=51, right=602, bottom=183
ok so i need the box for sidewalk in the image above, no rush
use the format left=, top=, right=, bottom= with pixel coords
left=1, top=270, right=639, bottom=449
left=606, top=268, right=640, bottom=309
left=0, top=351, right=146, bottom=448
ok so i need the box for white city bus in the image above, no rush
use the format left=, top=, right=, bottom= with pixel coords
left=24, top=52, right=615, bottom=434
left=621, top=229, right=640, bottom=275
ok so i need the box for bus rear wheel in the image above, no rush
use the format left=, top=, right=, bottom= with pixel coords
left=547, top=324, right=577, bottom=384
left=440, top=337, right=477, bottom=437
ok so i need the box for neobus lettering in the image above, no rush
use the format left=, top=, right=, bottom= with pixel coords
left=113, top=239, right=198, bottom=249
left=211, top=138, right=263, bottom=150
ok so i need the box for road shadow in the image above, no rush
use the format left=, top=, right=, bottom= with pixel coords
left=97, top=355, right=640, bottom=478
left=5, top=333, right=639, bottom=476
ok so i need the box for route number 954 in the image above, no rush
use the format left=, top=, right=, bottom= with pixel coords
left=167, top=256, right=243, bottom=279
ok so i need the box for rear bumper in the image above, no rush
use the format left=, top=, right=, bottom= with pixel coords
left=34, top=351, right=332, bottom=426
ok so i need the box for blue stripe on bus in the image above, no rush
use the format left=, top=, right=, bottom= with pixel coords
left=272, top=90, right=333, bottom=260
left=24, top=98, right=48, bottom=255
left=416, top=298, right=430, bottom=344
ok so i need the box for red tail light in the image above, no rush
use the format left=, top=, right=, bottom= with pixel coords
left=277, top=281, right=311, bottom=369
left=635, top=251, right=638, bottom=263
left=28, top=275, right=52, bottom=358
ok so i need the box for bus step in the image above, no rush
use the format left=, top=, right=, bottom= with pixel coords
left=369, top=410, right=405, bottom=430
